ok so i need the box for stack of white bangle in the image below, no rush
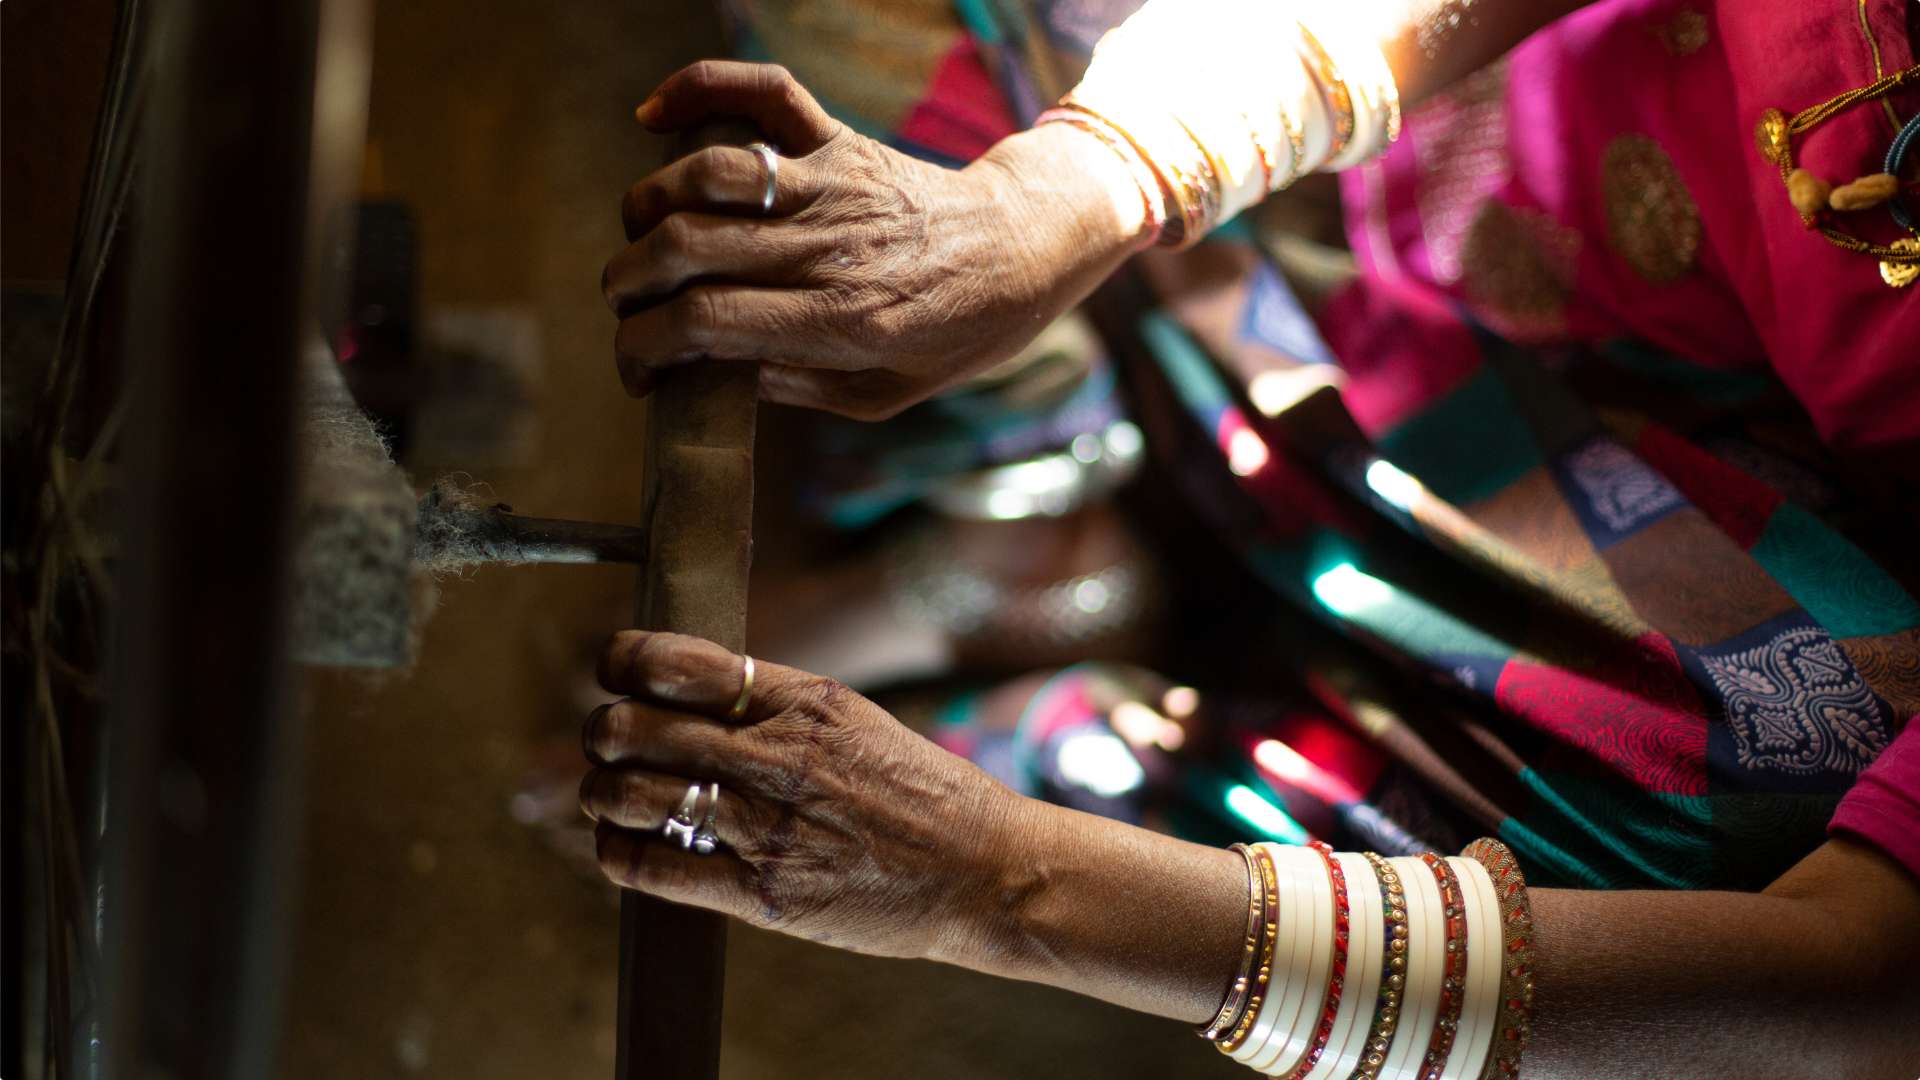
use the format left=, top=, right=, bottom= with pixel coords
left=1040, top=0, right=1403, bottom=245
left=1210, top=842, right=1523, bottom=1080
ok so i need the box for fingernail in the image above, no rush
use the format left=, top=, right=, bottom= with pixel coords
left=635, top=98, right=662, bottom=126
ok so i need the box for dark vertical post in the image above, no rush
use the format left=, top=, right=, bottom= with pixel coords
left=615, top=127, right=762, bottom=1080
left=101, top=0, right=322, bottom=1076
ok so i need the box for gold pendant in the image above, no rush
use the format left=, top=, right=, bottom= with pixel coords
left=1881, top=237, right=1920, bottom=289
left=1754, top=108, right=1789, bottom=165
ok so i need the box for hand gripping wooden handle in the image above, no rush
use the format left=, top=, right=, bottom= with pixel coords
left=615, top=118, right=764, bottom=1080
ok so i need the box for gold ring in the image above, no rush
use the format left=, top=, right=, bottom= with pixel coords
left=728, top=654, right=755, bottom=721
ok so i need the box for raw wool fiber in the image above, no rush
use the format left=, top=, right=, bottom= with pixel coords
left=414, top=475, right=530, bottom=575
left=290, top=340, right=420, bottom=668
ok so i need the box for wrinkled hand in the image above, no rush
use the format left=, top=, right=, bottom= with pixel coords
left=603, top=61, right=1145, bottom=420
left=581, top=630, right=1028, bottom=959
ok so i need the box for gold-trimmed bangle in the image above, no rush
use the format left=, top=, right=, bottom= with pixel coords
left=1351, top=852, right=1408, bottom=1079
left=1171, top=116, right=1230, bottom=234
left=1295, top=23, right=1355, bottom=165
left=1052, top=97, right=1214, bottom=246
left=1200, top=844, right=1268, bottom=1041
left=1462, top=839, right=1534, bottom=1079
left=1035, top=107, right=1169, bottom=244
left=1218, top=844, right=1283, bottom=1054
left=1416, top=852, right=1468, bottom=1080
left=1275, top=102, right=1308, bottom=192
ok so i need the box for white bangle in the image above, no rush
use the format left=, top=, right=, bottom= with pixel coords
left=1379, top=856, right=1441, bottom=1080
left=1304, top=851, right=1384, bottom=1079
left=1250, top=844, right=1335, bottom=1073
left=1236, top=845, right=1314, bottom=1065
left=1442, top=857, right=1501, bottom=1080
left=1304, top=11, right=1400, bottom=171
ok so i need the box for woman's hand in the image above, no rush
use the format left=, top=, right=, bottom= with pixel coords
left=580, top=630, right=1033, bottom=959
left=602, top=61, right=1152, bottom=420
left=579, top=629, right=1251, bottom=1022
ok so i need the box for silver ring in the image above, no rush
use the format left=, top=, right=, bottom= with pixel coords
left=663, top=781, right=722, bottom=854
left=743, top=142, right=778, bottom=215
left=662, top=782, right=703, bottom=850
left=691, top=781, right=720, bottom=855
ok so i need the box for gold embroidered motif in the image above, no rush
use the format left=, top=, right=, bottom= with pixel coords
left=1413, top=60, right=1511, bottom=286
left=1602, top=135, right=1701, bottom=284
left=1652, top=7, right=1709, bottom=55
left=1459, top=202, right=1581, bottom=339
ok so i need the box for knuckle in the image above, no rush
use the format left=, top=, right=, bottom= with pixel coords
left=650, top=214, right=695, bottom=265
left=620, top=181, right=646, bottom=229
left=593, top=701, right=637, bottom=758
left=676, top=289, right=721, bottom=346
left=743, top=865, right=790, bottom=928
left=797, top=673, right=855, bottom=723
left=688, top=145, right=734, bottom=193
left=684, top=59, right=722, bottom=90
left=594, top=828, right=638, bottom=886
left=613, top=775, right=649, bottom=826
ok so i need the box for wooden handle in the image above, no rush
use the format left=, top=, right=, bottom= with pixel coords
left=614, top=119, right=764, bottom=1080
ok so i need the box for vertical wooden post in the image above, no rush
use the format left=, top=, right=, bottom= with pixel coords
left=615, top=119, right=765, bottom=1080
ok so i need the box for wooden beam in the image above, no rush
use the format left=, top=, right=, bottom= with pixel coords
left=615, top=120, right=764, bottom=1080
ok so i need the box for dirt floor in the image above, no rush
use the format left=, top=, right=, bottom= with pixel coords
left=280, top=3, right=1242, bottom=1077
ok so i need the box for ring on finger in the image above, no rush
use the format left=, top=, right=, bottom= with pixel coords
left=729, top=654, right=756, bottom=722
left=743, top=142, right=778, bottom=216
left=691, top=781, right=721, bottom=855
left=662, top=782, right=704, bottom=850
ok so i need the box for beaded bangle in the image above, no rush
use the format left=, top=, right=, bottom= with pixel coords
left=1314, top=852, right=1382, bottom=1079
left=1462, top=839, right=1535, bottom=1080
left=1239, top=845, right=1318, bottom=1068
left=1444, top=857, right=1500, bottom=1080
left=1382, top=855, right=1442, bottom=1080
left=1415, top=852, right=1468, bottom=1080
left=1201, top=844, right=1269, bottom=1041
left=1275, top=841, right=1351, bottom=1078
left=1349, top=851, right=1408, bottom=1079
left=1294, top=23, right=1355, bottom=166
left=1220, top=844, right=1284, bottom=1053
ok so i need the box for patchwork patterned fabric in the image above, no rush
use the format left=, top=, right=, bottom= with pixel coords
left=729, top=0, right=1920, bottom=888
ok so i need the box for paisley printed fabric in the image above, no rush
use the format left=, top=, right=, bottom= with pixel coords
left=1697, top=622, right=1889, bottom=777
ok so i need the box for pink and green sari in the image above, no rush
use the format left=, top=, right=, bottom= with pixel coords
left=727, top=0, right=1920, bottom=888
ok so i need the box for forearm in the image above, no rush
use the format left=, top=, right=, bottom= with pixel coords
left=1372, top=0, right=1595, bottom=106
left=1527, top=841, right=1920, bottom=1079
left=932, top=798, right=1250, bottom=1023
left=935, top=797, right=1920, bottom=1077
left=1025, top=0, right=1595, bottom=250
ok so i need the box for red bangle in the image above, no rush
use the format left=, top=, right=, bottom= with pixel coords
left=1416, top=852, right=1468, bottom=1080
left=1279, top=840, right=1350, bottom=1078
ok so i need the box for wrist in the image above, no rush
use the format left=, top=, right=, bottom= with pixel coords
left=971, top=124, right=1158, bottom=271
left=928, top=786, right=1059, bottom=972
left=930, top=790, right=1251, bottom=1024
